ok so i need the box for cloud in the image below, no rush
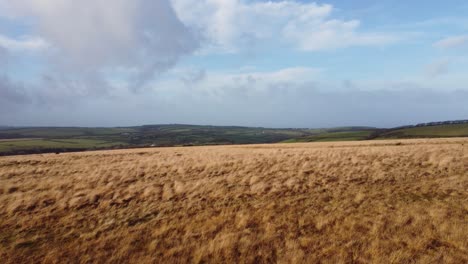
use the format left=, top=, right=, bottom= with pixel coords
left=0, top=46, right=7, bottom=64
left=434, top=35, right=468, bottom=49
left=172, top=0, right=399, bottom=53
left=178, top=68, right=206, bottom=86
left=282, top=16, right=397, bottom=51
left=2, top=65, right=467, bottom=127
left=0, top=0, right=199, bottom=91
left=144, top=74, right=468, bottom=128
left=0, top=75, right=31, bottom=110
left=425, top=58, right=450, bottom=78
left=0, top=72, right=112, bottom=112
left=4, top=72, right=467, bottom=128
left=174, top=67, right=322, bottom=96
left=0, top=34, right=48, bottom=52
left=0, top=0, right=400, bottom=99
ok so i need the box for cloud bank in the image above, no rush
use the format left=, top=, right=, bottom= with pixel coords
left=4, top=74, right=467, bottom=128
left=172, top=0, right=398, bottom=52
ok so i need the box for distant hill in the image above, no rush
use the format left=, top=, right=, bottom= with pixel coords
left=392, top=119, right=468, bottom=130
left=0, top=120, right=466, bottom=156
left=374, top=122, right=468, bottom=139
left=0, top=125, right=312, bottom=155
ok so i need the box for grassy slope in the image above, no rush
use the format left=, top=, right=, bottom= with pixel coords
left=378, top=123, right=468, bottom=138
left=283, top=130, right=375, bottom=143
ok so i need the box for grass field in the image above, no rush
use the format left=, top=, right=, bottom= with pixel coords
left=0, top=138, right=466, bottom=263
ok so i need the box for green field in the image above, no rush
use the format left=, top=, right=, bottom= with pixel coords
left=0, top=139, right=126, bottom=153
left=0, top=122, right=466, bottom=155
left=0, top=127, right=136, bottom=138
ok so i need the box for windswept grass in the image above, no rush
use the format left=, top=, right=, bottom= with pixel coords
left=0, top=138, right=467, bottom=263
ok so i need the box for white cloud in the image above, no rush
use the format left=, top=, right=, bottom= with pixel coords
left=434, top=35, right=468, bottom=49
left=0, top=34, right=48, bottom=51
left=0, top=0, right=199, bottom=90
left=152, top=67, right=323, bottom=100
left=171, top=0, right=398, bottom=53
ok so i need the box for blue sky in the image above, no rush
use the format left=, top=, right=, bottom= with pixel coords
left=0, top=0, right=467, bottom=128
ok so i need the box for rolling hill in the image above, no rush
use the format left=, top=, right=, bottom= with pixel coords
left=0, top=120, right=466, bottom=155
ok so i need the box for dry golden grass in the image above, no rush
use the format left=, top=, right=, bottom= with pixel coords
left=0, top=138, right=467, bottom=263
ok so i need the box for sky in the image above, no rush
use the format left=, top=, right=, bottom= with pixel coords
left=0, top=0, right=467, bottom=128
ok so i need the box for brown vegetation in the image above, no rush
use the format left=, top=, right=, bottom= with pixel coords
left=0, top=138, right=467, bottom=263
